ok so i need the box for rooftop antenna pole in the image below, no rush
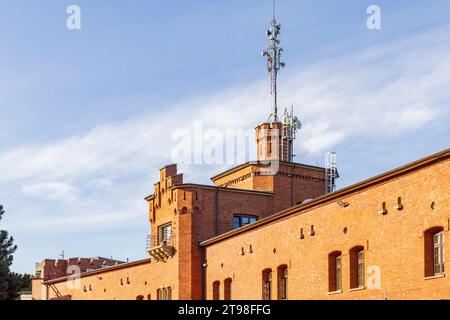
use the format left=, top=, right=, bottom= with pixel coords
left=262, top=0, right=285, bottom=123
left=273, top=0, right=276, bottom=18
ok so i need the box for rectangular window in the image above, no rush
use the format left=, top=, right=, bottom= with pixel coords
left=232, top=215, right=258, bottom=229
left=158, top=223, right=172, bottom=245
left=357, top=251, right=365, bottom=288
left=433, top=232, right=445, bottom=275
left=336, top=255, right=342, bottom=291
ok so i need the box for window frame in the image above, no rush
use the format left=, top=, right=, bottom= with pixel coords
left=424, top=227, right=445, bottom=278
left=212, top=281, right=220, bottom=300
left=328, top=251, right=342, bottom=293
left=357, top=250, right=365, bottom=288
left=232, top=214, right=258, bottom=229
left=277, top=265, right=288, bottom=300
left=158, top=223, right=172, bottom=245
left=349, top=246, right=365, bottom=290
left=262, top=269, right=272, bottom=300
left=224, top=278, right=232, bottom=300
left=433, top=231, right=445, bottom=276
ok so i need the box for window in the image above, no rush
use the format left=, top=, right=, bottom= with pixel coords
left=158, top=223, right=172, bottom=245
left=224, top=278, right=232, bottom=300
left=136, top=295, right=144, bottom=300
left=277, top=265, right=288, bottom=300
left=262, top=269, right=272, bottom=300
left=358, top=251, right=364, bottom=288
left=350, top=246, right=365, bottom=289
left=434, top=232, right=445, bottom=275
left=328, top=251, right=342, bottom=292
left=157, top=287, right=172, bottom=300
left=424, top=227, right=445, bottom=277
left=336, top=256, right=342, bottom=291
left=212, top=281, right=220, bottom=300
left=232, top=215, right=258, bottom=229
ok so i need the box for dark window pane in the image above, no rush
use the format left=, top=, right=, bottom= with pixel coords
left=232, top=217, right=241, bottom=229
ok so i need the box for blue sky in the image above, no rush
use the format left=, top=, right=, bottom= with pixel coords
left=0, top=0, right=449, bottom=274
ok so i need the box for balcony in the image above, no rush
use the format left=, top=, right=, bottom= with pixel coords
left=146, top=235, right=175, bottom=262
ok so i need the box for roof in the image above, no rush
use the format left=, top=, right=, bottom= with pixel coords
left=159, top=163, right=177, bottom=171
left=200, top=147, right=450, bottom=247
left=210, top=161, right=325, bottom=182
left=144, top=183, right=273, bottom=201
left=43, top=259, right=152, bottom=285
left=168, top=183, right=273, bottom=195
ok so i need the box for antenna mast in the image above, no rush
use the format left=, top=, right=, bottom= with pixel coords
left=262, top=0, right=285, bottom=123
left=260, top=0, right=302, bottom=163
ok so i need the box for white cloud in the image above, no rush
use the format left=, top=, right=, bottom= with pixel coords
left=22, top=182, right=80, bottom=203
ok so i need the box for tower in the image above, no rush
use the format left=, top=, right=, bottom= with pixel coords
left=256, top=1, right=301, bottom=163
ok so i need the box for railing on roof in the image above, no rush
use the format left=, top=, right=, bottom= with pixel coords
left=145, top=235, right=175, bottom=262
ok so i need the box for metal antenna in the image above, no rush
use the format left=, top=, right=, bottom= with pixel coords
left=272, top=0, right=276, bottom=18
left=261, top=0, right=285, bottom=123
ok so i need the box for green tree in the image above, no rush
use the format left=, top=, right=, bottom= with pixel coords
left=7, top=273, right=32, bottom=300
left=0, top=204, right=18, bottom=300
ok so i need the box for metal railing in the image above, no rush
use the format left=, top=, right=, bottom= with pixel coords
left=146, top=235, right=174, bottom=251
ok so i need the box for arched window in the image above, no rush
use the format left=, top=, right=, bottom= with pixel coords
left=328, top=251, right=342, bottom=292
left=262, top=269, right=272, bottom=300
left=350, top=246, right=365, bottom=289
left=277, top=265, right=288, bottom=300
left=136, top=295, right=144, bottom=300
left=224, top=278, right=232, bottom=300
left=212, top=281, right=220, bottom=300
left=424, top=227, right=445, bottom=277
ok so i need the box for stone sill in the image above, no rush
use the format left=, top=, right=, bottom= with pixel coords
left=424, top=274, right=445, bottom=281
left=328, top=290, right=343, bottom=295
left=349, top=286, right=366, bottom=292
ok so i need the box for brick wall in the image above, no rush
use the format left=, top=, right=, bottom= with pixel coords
left=203, top=153, right=450, bottom=300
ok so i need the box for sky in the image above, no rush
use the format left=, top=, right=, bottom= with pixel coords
left=0, top=0, right=449, bottom=274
